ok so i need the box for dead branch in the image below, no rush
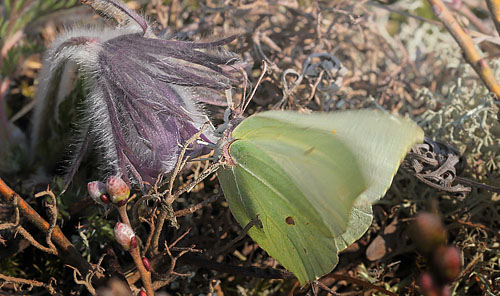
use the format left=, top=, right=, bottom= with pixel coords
left=0, top=177, right=93, bottom=276
left=174, top=194, right=221, bottom=218
left=0, top=273, right=58, bottom=295
left=1, top=194, right=58, bottom=255
left=34, top=187, right=59, bottom=254
left=427, top=0, right=500, bottom=101
left=486, top=0, right=500, bottom=36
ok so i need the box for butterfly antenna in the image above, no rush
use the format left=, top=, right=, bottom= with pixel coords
left=225, top=89, right=234, bottom=110
left=189, top=157, right=215, bottom=162
left=242, top=60, right=268, bottom=114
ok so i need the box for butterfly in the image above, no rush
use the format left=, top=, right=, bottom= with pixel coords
left=216, top=109, right=423, bottom=284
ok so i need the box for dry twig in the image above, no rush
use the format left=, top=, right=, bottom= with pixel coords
left=0, top=273, right=57, bottom=295
left=486, top=0, right=500, bottom=36
left=0, top=178, right=91, bottom=275
left=427, top=0, right=500, bottom=101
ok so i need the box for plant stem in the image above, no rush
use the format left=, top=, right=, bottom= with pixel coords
left=0, top=177, right=93, bottom=278
left=151, top=209, right=167, bottom=254
left=116, top=204, right=154, bottom=296
left=427, top=0, right=500, bottom=100
left=486, top=0, right=500, bottom=36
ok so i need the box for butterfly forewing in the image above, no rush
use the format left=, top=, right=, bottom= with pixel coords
left=218, top=115, right=367, bottom=284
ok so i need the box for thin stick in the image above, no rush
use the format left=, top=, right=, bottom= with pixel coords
left=172, top=162, right=221, bottom=200
left=35, top=187, right=59, bottom=254
left=323, top=274, right=398, bottom=296
left=0, top=196, right=57, bottom=255
left=174, top=194, right=221, bottom=217
left=486, top=0, right=500, bottom=36
left=116, top=205, right=154, bottom=296
left=0, top=273, right=57, bottom=295
left=67, top=265, right=96, bottom=295
left=427, top=0, right=500, bottom=100
left=242, top=60, right=268, bottom=113
left=166, top=123, right=210, bottom=200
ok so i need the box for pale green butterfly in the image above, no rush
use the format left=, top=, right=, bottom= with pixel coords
left=215, top=109, right=424, bottom=284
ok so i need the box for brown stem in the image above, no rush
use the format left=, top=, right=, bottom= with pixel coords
left=427, top=0, right=500, bottom=100
left=116, top=204, right=130, bottom=226
left=116, top=204, right=154, bottom=296
left=0, top=177, right=92, bottom=277
left=174, top=194, right=221, bottom=217
left=129, top=245, right=153, bottom=296
left=151, top=209, right=167, bottom=254
left=486, top=0, right=500, bottom=36
left=0, top=273, right=58, bottom=295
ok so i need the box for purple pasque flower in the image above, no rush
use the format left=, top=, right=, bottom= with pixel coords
left=31, top=0, right=242, bottom=187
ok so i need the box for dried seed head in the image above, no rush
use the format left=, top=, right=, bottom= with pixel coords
left=114, top=222, right=135, bottom=251
left=87, top=181, right=109, bottom=205
left=106, top=176, right=130, bottom=204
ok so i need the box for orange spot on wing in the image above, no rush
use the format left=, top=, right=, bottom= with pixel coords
left=331, top=129, right=337, bottom=134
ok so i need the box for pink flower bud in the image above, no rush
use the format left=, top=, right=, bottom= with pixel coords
left=114, top=222, right=135, bottom=251
left=433, top=246, right=461, bottom=282
left=87, top=181, right=109, bottom=205
left=142, top=257, right=150, bottom=271
left=419, top=273, right=437, bottom=295
left=106, top=176, right=130, bottom=204
left=411, top=212, right=446, bottom=254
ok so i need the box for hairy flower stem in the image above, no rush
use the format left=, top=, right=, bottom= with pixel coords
left=116, top=205, right=153, bottom=296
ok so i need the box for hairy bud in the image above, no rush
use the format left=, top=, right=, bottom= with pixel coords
left=433, top=246, right=461, bottom=282
left=114, top=222, right=135, bottom=251
left=87, top=181, right=109, bottom=205
left=106, top=176, right=130, bottom=204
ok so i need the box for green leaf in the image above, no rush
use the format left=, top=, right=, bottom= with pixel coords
left=217, top=109, right=424, bottom=284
